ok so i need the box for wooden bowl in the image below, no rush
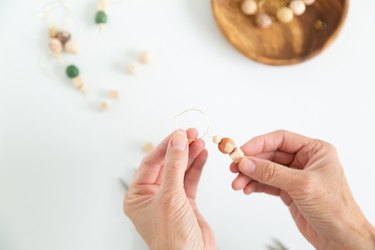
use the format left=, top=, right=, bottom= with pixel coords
left=211, top=0, right=349, bottom=65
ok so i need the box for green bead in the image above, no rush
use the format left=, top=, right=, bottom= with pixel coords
left=66, top=65, right=80, bottom=79
left=95, top=11, right=108, bottom=24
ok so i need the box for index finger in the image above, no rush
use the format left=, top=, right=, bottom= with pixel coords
left=240, top=130, right=311, bottom=156
left=133, top=128, right=198, bottom=185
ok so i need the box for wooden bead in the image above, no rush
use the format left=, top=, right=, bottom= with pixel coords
left=255, top=14, right=272, bottom=29
left=143, top=143, right=154, bottom=153
left=289, top=0, right=306, bottom=16
left=241, top=0, right=257, bottom=15
left=48, top=38, right=63, bottom=54
left=64, top=40, right=79, bottom=54
left=109, top=90, right=120, bottom=100
left=126, top=62, right=140, bottom=75
left=99, top=101, right=109, bottom=111
left=230, top=147, right=245, bottom=163
left=218, top=138, right=235, bottom=154
left=72, top=77, right=88, bottom=95
left=212, top=135, right=222, bottom=144
left=97, top=0, right=107, bottom=11
left=56, top=31, right=71, bottom=45
left=303, top=0, right=315, bottom=6
left=139, top=51, right=151, bottom=64
left=276, top=7, right=294, bottom=23
left=48, top=27, right=58, bottom=38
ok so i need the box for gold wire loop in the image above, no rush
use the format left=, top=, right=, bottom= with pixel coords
left=174, top=108, right=211, bottom=140
left=38, top=0, right=73, bottom=28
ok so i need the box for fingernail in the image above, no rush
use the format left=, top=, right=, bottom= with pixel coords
left=240, top=158, right=256, bottom=175
left=171, top=132, right=187, bottom=152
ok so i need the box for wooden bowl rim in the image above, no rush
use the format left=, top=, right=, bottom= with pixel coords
left=211, top=0, right=350, bottom=66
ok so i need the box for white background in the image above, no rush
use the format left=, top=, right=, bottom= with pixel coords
left=0, top=0, right=374, bottom=249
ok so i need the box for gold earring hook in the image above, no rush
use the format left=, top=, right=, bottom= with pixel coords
left=174, top=108, right=211, bottom=140
left=38, top=0, right=73, bottom=28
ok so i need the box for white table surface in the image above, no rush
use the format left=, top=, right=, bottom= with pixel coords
left=1, top=0, right=374, bottom=249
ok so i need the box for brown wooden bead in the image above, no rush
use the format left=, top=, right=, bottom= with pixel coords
left=218, top=138, right=235, bottom=154
left=56, top=31, right=71, bottom=45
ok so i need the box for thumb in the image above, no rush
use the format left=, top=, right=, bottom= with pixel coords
left=160, top=131, right=189, bottom=193
left=238, top=157, right=303, bottom=192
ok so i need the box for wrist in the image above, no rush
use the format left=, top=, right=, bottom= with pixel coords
left=326, top=212, right=375, bottom=250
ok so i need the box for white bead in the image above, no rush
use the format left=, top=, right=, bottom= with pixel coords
left=289, top=0, right=306, bottom=16
left=64, top=40, right=80, bottom=54
left=277, top=7, right=294, bottom=23
left=230, top=148, right=245, bottom=163
left=139, top=51, right=151, bottom=64
left=212, top=135, right=222, bottom=144
left=126, top=62, right=140, bottom=75
left=303, top=0, right=315, bottom=6
left=241, top=0, right=257, bottom=15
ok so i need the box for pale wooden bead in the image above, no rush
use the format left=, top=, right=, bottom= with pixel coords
left=64, top=40, right=80, bottom=54
left=49, top=38, right=63, bottom=54
left=139, top=51, right=151, bottom=64
left=255, top=14, right=272, bottom=29
left=72, top=77, right=88, bottom=95
left=48, top=27, right=58, bottom=38
left=289, top=0, right=306, bottom=16
left=230, top=147, right=245, bottom=163
left=218, top=138, right=235, bottom=154
left=97, top=0, right=107, bottom=11
left=99, top=101, right=109, bottom=111
left=212, top=135, right=222, bottom=144
left=126, top=62, right=140, bottom=75
left=277, top=7, right=294, bottom=23
left=109, top=90, right=120, bottom=100
left=72, top=76, right=83, bottom=88
left=241, top=0, right=257, bottom=15
left=143, top=143, right=154, bottom=153
left=80, top=86, right=88, bottom=95
left=303, top=0, right=315, bottom=6
left=98, top=23, right=106, bottom=31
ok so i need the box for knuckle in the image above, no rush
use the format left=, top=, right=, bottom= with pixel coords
left=260, top=161, right=277, bottom=183
left=169, top=159, right=186, bottom=170
left=293, top=174, right=319, bottom=197
left=324, top=142, right=338, bottom=155
left=275, top=129, right=288, bottom=135
left=158, top=192, right=183, bottom=210
left=300, top=175, right=316, bottom=194
left=312, top=140, right=338, bottom=158
left=123, top=195, right=132, bottom=217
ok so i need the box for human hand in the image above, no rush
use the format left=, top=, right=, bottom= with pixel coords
left=231, top=130, right=375, bottom=250
left=124, top=129, right=216, bottom=250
